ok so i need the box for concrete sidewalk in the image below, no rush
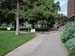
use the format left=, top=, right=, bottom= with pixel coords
left=6, top=31, right=68, bottom=56
left=6, top=34, right=46, bottom=56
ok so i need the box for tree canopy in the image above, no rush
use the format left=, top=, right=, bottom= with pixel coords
left=0, top=0, right=60, bottom=33
left=0, top=0, right=59, bottom=19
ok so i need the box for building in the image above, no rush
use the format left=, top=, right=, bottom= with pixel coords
left=67, top=0, right=75, bottom=17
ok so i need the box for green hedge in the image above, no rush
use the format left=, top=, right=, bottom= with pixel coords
left=61, top=22, right=75, bottom=56
left=65, top=38, right=75, bottom=56
left=65, top=38, right=75, bottom=50
left=0, top=27, right=49, bottom=32
left=61, top=22, right=75, bottom=43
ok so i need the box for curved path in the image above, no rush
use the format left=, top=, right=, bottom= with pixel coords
left=6, top=31, right=68, bottom=56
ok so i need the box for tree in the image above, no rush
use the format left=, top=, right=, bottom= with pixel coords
left=16, top=0, right=20, bottom=35
left=0, top=0, right=60, bottom=34
left=20, top=0, right=60, bottom=29
left=0, top=0, right=21, bottom=35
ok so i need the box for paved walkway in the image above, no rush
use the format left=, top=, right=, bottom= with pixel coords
left=6, top=31, right=68, bottom=56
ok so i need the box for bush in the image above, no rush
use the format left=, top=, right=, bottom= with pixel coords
left=65, top=38, right=75, bottom=56
left=65, top=38, right=75, bottom=50
left=0, top=27, right=49, bottom=32
left=61, top=22, right=75, bottom=43
left=61, top=21, right=75, bottom=56
left=69, top=50, right=75, bottom=56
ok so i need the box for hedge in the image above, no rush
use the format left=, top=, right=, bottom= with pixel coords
left=0, top=27, right=49, bottom=32
left=61, top=21, right=75, bottom=56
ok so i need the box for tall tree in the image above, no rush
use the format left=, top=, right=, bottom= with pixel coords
left=16, top=0, right=20, bottom=35
left=0, top=0, right=60, bottom=34
left=20, top=0, right=58, bottom=29
left=0, top=0, right=21, bottom=35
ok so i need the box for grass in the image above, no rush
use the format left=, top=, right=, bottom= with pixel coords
left=0, top=31, right=34, bottom=56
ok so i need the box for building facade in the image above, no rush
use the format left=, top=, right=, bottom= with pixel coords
left=67, top=0, right=75, bottom=17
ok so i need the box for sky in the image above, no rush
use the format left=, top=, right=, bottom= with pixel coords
left=54, top=0, right=68, bottom=16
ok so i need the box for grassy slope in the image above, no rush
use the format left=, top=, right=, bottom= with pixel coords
left=0, top=31, right=34, bottom=56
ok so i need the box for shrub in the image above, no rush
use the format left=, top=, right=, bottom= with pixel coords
left=0, top=27, right=49, bottom=31
left=61, top=21, right=75, bottom=56
left=69, top=50, right=75, bottom=56
left=65, top=38, right=75, bottom=50
left=61, top=22, right=75, bottom=43
left=65, top=38, right=75, bottom=56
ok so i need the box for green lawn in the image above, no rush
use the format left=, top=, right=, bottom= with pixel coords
left=0, top=31, right=34, bottom=56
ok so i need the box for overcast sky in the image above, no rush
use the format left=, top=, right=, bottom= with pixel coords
left=54, top=0, right=68, bottom=16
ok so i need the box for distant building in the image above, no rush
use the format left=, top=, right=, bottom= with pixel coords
left=67, top=0, right=75, bottom=18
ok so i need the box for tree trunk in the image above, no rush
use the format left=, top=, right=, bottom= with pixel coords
left=16, top=0, right=20, bottom=35
left=42, top=20, right=44, bottom=29
left=32, top=22, right=35, bottom=29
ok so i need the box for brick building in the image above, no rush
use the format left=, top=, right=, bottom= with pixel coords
left=67, top=0, right=75, bottom=17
